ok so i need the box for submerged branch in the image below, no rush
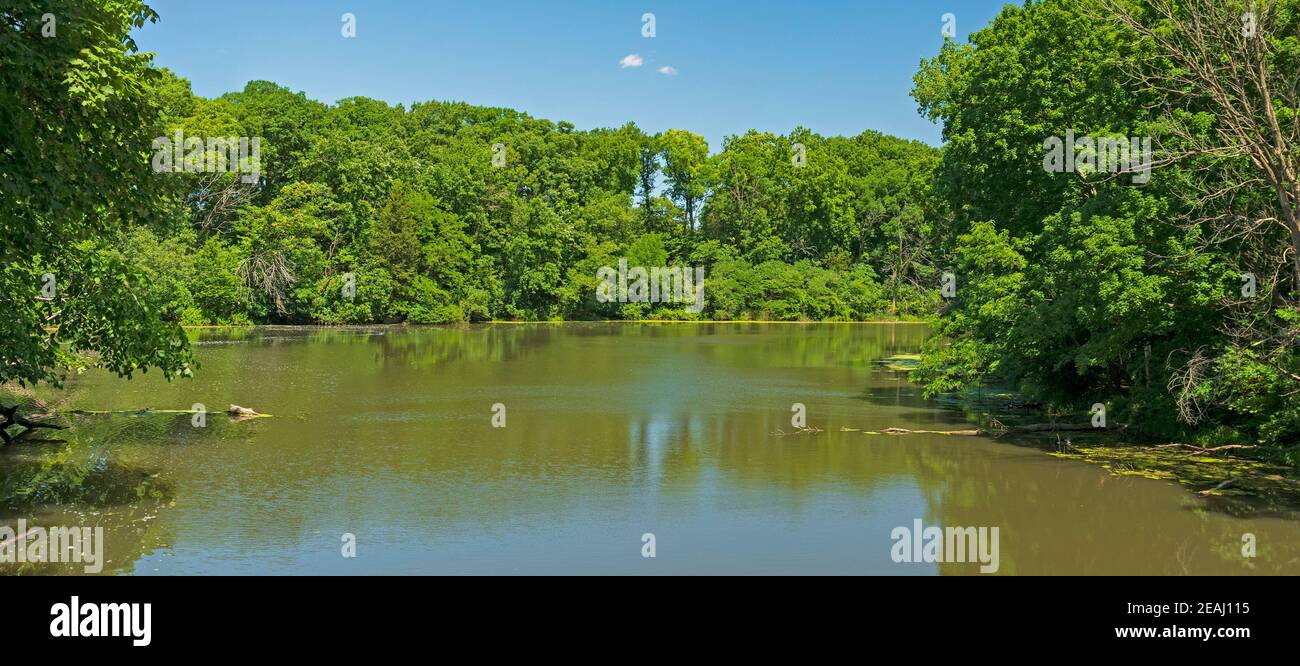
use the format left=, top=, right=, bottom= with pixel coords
left=0, top=403, right=68, bottom=446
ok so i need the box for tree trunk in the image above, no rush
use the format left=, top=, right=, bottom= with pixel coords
left=0, top=404, right=67, bottom=446
left=1288, top=214, right=1300, bottom=292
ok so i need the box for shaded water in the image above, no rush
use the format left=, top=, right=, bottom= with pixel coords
left=4, top=323, right=1299, bottom=575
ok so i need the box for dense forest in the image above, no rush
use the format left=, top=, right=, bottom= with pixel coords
left=130, top=72, right=944, bottom=326
left=2, top=0, right=1298, bottom=459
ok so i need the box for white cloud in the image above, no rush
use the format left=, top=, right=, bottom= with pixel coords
left=619, top=54, right=644, bottom=68
left=657, top=66, right=678, bottom=75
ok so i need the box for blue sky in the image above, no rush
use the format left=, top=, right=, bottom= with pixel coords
left=134, top=1, right=1012, bottom=150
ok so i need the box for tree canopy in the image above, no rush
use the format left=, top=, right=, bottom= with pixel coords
left=122, top=69, right=943, bottom=326
left=912, top=0, right=1300, bottom=453
left=1, top=0, right=191, bottom=387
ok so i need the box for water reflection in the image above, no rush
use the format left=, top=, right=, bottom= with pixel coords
left=3, top=323, right=1298, bottom=575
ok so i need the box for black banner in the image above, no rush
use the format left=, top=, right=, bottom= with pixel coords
left=6, top=574, right=1291, bottom=653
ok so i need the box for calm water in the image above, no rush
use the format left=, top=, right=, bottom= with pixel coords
left=7, top=323, right=1300, bottom=575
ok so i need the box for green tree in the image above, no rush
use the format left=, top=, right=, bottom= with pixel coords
left=659, top=129, right=712, bottom=234
left=911, top=0, right=1300, bottom=452
left=0, top=0, right=192, bottom=392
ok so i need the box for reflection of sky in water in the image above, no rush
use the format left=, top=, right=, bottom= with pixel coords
left=13, top=324, right=1299, bottom=575
left=126, top=466, right=935, bottom=575
left=628, top=413, right=673, bottom=495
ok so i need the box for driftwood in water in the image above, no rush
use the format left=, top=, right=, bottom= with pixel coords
left=1155, top=442, right=1256, bottom=453
left=848, top=423, right=1125, bottom=437
left=774, top=423, right=1128, bottom=438
left=67, top=406, right=271, bottom=420
left=997, top=422, right=1126, bottom=433
left=0, top=404, right=67, bottom=446
left=878, top=427, right=982, bottom=436
left=1198, top=478, right=1236, bottom=495
left=771, top=426, right=825, bottom=436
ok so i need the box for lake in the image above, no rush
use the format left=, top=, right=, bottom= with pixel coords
left=7, top=323, right=1300, bottom=574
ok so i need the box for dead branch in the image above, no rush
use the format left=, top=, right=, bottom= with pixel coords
left=0, top=403, right=67, bottom=446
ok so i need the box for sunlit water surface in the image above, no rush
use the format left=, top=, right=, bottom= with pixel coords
left=6, top=323, right=1299, bottom=575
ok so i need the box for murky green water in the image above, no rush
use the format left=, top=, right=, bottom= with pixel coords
left=4, top=323, right=1299, bottom=575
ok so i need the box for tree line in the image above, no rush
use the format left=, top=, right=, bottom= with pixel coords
left=127, top=70, right=944, bottom=327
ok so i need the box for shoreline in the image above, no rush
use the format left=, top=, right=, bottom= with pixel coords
left=180, top=319, right=933, bottom=329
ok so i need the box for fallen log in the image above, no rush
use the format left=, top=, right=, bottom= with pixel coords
left=998, top=422, right=1127, bottom=433
left=877, top=427, right=982, bottom=436
left=68, top=407, right=271, bottom=418
left=1198, top=478, right=1236, bottom=495
left=1154, top=443, right=1257, bottom=453
left=0, top=403, right=67, bottom=446
left=850, top=423, right=1124, bottom=437
left=771, top=426, right=824, bottom=436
